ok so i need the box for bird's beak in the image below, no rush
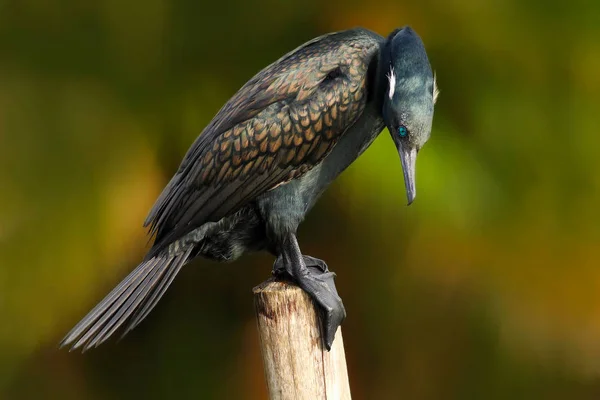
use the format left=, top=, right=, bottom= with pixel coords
left=395, top=141, right=417, bottom=205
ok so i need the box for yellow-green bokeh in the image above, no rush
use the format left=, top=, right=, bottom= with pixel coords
left=2, top=0, right=600, bottom=398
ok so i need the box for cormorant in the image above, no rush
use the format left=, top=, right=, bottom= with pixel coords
left=60, top=26, right=438, bottom=351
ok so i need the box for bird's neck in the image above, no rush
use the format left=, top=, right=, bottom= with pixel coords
left=295, top=44, right=387, bottom=210
left=312, top=47, right=388, bottom=180
left=318, top=100, right=385, bottom=179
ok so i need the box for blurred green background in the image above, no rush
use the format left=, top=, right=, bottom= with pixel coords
left=2, top=0, right=600, bottom=398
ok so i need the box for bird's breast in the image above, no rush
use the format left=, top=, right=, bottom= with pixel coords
left=292, top=102, right=385, bottom=212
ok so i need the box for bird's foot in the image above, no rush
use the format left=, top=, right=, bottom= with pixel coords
left=272, top=255, right=338, bottom=295
left=272, top=255, right=345, bottom=350
left=273, top=254, right=332, bottom=275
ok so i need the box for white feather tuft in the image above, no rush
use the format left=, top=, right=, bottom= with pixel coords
left=433, top=72, right=440, bottom=104
left=387, top=67, right=396, bottom=99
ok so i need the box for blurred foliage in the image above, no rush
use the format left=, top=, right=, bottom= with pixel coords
left=1, top=0, right=600, bottom=398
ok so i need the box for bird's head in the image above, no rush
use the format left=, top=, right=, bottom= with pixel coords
left=381, top=26, right=438, bottom=205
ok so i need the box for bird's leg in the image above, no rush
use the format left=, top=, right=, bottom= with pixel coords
left=273, top=233, right=346, bottom=350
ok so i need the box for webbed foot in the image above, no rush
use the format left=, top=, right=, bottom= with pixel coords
left=273, top=245, right=345, bottom=350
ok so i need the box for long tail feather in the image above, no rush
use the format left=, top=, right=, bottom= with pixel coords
left=60, top=248, right=193, bottom=352
left=121, top=250, right=190, bottom=337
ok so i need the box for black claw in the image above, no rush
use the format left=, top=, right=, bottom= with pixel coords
left=322, top=300, right=346, bottom=350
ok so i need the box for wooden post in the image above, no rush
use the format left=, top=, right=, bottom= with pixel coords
left=253, top=279, right=351, bottom=400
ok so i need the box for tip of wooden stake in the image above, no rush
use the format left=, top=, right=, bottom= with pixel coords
left=253, top=277, right=351, bottom=399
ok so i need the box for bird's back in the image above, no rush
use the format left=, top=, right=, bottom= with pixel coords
left=145, top=28, right=384, bottom=257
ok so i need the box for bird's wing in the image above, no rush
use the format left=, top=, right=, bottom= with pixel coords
left=146, top=28, right=382, bottom=253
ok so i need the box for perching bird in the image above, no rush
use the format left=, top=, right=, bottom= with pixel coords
left=60, top=26, right=438, bottom=352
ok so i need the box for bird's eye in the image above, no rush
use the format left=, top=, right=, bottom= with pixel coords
left=398, top=126, right=408, bottom=137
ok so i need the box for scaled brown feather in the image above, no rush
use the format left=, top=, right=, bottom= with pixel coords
left=145, top=30, right=380, bottom=256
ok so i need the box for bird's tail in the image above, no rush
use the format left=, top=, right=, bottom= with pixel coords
left=60, top=246, right=193, bottom=352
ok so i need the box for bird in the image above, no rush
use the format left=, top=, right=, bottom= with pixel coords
left=60, top=26, right=438, bottom=352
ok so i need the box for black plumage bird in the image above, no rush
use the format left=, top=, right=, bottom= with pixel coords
left=61, top=26, right=438, bottom=351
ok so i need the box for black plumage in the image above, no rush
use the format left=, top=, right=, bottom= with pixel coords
left=61, top=26, right=437, bottom=351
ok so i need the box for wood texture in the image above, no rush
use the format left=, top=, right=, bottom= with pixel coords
left=253, top=279, right=351, bottom=400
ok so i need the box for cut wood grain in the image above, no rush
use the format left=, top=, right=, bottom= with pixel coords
left=253, top=279, right=351, bottom=400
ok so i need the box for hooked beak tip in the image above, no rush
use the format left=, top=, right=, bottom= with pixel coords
left=396, top=141, right=417, bottom=207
